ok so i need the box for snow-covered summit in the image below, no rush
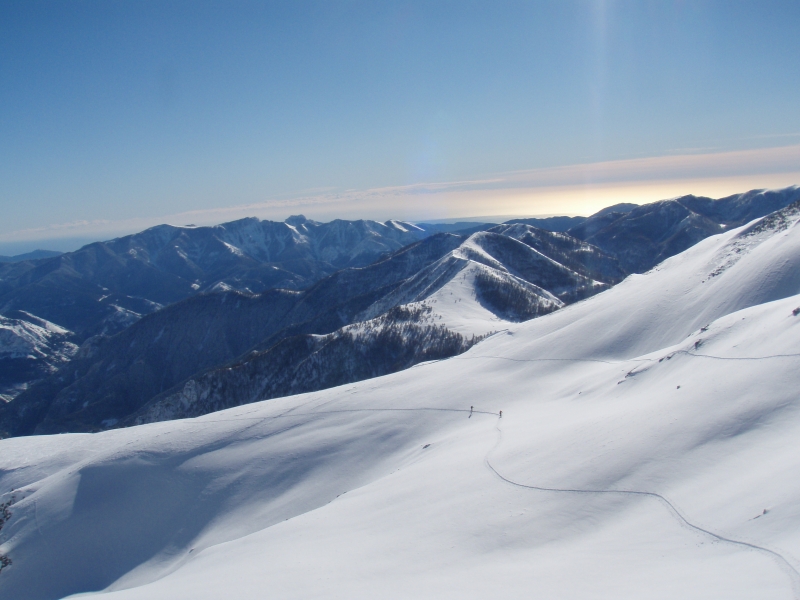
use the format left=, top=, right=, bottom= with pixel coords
left=361, top=228, right=613, bottom=332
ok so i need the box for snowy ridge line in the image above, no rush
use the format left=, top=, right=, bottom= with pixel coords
left=484, top=422, right=800, bottom=598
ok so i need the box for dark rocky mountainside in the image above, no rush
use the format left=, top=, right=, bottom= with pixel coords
left=502, top=215, right=589, bottom=231
left=489, top=224, right=627, bottom=285
left=0, top=250, right=63, bottom=263
left=0, top=216, right=433, bottom=340
left=130, top=305, right=483, bottom=426
left=0, top=234, right=467, bottom=435
left=568, top=187, right=800, bottom=273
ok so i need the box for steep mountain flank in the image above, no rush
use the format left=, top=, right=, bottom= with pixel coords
left=568, top=186, right=800, bottom=273
left=0, top=234, right=467, bottom=435
left=131, top=305, right=484, bottom=425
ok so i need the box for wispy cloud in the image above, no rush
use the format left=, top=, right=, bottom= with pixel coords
left=3, top=145, right=799, bottom=245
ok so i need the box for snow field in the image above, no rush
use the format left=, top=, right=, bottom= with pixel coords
left=411, top=262, right=515, bottom=336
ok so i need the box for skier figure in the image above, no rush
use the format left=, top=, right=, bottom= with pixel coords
left=499, top=410, right=503, bottom=418
left=469, top=405, right=473, bottom=418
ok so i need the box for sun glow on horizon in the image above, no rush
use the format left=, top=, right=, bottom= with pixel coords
left=1, top=144, right=798, bottom=252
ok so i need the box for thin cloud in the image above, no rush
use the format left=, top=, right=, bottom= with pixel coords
left=2, top=145, right=799, bottom=244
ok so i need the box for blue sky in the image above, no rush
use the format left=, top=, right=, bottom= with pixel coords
left=2, top=1, right=800, bottom=252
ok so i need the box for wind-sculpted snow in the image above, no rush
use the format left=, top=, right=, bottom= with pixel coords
left=2, top=206, right=800, bottom=599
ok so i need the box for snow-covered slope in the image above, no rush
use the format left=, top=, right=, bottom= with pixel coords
left=1, top=203, right=800, bottom=599
left=0, top=312, right=72, bottom=361
left=362, top=230, right=608, bottom=333
left=400, top=261, right=527, bottom=336
left=0, top=312, right=77, bottom=402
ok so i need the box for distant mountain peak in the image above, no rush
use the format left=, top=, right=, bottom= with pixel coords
left=0, top=249, right=63, bottom=263
left=285, top=214, right=308, bottom=226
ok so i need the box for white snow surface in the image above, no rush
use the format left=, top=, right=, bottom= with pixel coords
left=407, top=262, right=522, bottom=337
left=2, top=210, right=800, bottom=599
left=360, top=231, right=564, bottom=334
left=0, top=313, right=75, bottom=360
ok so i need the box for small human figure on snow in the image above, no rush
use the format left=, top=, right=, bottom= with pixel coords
left=469, top=405, right=473, bottom=418
left=499, top=410, right=503, bottom=418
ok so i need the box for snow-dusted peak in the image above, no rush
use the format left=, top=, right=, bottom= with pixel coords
left=359, top=229, right=590, bottom=328
left=385, top=220, right=424, bottom=234
left=0, top=313, right=73, bottom=360
left=0, top=312, right=78, bottom=402
left=500, top=199, right=800, bottom=363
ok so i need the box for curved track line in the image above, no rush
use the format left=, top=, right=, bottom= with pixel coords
left=141, top=403, right=800, bottom=596
left=484, top=421, right=800, bottom=598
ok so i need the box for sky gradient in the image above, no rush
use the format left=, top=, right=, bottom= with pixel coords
left=2, top=1, right=800, bottom=252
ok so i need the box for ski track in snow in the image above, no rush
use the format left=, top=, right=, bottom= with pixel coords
left=484, top=419, right=800, bottom=599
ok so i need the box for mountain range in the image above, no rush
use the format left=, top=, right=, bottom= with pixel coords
left=0, top=216, right=439, bottom=340
left=2, top=190, right=800, bottom=600
left=568, top=187, right=800, bottom=272
left=0, top=250, right=62, bottom=264
left=0, top=224, right=618, bottom=436
left=0, top=186, right=798, bottom=437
